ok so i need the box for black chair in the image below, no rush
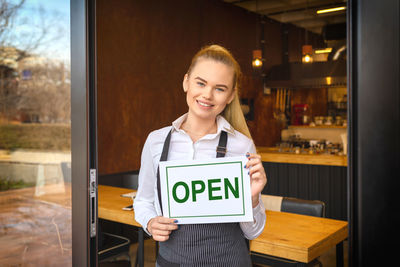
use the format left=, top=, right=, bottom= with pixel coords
left=98, top=232, right=131, bottom=266
left=281, top=197, right=325, bottom=218
left=97, top=172, right=140, bottom=266
left=251, top=195, right=325, bottom=267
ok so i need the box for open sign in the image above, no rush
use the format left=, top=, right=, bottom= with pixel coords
left=159, top=156, right=253, bottom=224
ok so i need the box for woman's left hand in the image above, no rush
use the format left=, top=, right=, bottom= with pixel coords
left=245, top=153, right=267, bottom=208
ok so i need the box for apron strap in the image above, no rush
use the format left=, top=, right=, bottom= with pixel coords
left=157, top=130, right=228, bottom=214
left=157, top=129, right=172, bottom=214
left=216, top=130, right=227, bottom=158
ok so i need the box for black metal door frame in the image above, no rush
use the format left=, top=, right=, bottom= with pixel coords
left=71, top=0, right=98, bottom=266
left=348, top=0, right=399, bottom=266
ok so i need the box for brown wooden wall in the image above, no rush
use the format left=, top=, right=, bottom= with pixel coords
left=97, top=0, right=325, bottom=175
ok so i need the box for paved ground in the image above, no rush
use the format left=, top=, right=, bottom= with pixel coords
left=0, top=149, right=71, bottom=164
left=0, top=185, right=72, bottom=266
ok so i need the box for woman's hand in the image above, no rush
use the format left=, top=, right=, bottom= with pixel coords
left=147, top=216, right=178, bottom=242
left=245, top=153, right=267, bottom=208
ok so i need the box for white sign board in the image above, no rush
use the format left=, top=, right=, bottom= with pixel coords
left=159, top=156, right=253, bottom=224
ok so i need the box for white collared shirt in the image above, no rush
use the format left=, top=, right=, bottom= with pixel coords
left=133, top=113, right=266, bottom=240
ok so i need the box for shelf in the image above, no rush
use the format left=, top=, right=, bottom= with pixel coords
left=288, top=125, right=347, bottom=129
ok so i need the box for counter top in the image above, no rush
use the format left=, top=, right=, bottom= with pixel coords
left=257, top=147, right=347, bottom=167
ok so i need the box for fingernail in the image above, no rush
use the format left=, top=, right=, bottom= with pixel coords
left=248, top=171, right=250, bottom=175
left=246, top=153, right=250, bottom=157
left=174, top=220, right=178, bottom=223
left=244, top=164, right=247, bottom=169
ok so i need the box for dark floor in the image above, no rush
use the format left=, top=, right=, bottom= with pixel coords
left=103, top=238, right=348, bottom=267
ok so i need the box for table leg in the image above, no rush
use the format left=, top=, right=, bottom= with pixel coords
left=138, top=228, right=144, bottom=267
left=156, top=241, right=159, bottom=258
left=336, top=241, right=344, bottom=267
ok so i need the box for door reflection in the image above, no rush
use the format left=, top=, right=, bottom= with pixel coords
left=0, top=0, right=71, bottom=265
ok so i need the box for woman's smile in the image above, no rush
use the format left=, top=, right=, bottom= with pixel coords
left=196, top=100, right=214, bottom=108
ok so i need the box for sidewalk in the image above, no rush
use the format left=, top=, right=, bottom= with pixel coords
left=0, top=149, right=71, bottom=164
left=0, top=149, right=71, bottom=184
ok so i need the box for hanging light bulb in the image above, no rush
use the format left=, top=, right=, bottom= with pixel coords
left=303, top=54, right=312, bottom=63
left=302, top=45, right=313, bottom=63
left=253, top=58, right=263, bottom=67
left=252, top=49, right=263, bottom=68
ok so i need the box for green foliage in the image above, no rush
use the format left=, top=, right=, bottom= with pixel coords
left=0, top=177, right=35, bottom=191
left=0, top=123, right=71, bottom=151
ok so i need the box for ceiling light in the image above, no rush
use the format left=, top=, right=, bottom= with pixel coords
left=302, top=54, right=313, bottom=63
left=252, top=58, right=262, bottom=67
left=302, top=45, right=313, bottom=64
left=315, top=48, right=332, bottom=54
left=252, top=49, right=263, bottom=68
left=326, top=76, right=332, bottom=85
left=316, top=6, right=346, bottom=14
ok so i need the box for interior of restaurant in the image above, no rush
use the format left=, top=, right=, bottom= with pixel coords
left=96, top=0, right=349, bottom=266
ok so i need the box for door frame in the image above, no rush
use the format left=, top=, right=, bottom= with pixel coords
left=71, top=0, right=98, bottom=266
left=347, top=0, right=399, bottom=266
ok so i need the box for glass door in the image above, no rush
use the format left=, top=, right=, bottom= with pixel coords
left=71, top=0, right=98, bottom=266
left=0, top=0, right=74, bottom=265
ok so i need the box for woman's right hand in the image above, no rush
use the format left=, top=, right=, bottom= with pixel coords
left=147, top=216, right=178, bottom=242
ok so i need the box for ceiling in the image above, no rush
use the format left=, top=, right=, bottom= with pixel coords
left=223, top=0, right=347, bottom=35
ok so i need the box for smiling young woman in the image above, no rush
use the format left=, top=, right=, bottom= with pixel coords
left=183, top=45, right=252, bottom=141
left=182, top=59, right=236, bottom=141
left=134, top=44, right=267, bottom=267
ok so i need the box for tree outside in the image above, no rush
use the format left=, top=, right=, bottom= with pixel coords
left=0, top=0, right=70, bottom=125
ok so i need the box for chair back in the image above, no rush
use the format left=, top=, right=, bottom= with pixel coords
left=260, top=194, right=283, bottom=212
left=251, top=195, right=326, bottom=267
left=281, top=197, right=325, bottom=217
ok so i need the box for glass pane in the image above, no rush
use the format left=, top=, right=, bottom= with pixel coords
left=0, top=0, right=71, bottom=265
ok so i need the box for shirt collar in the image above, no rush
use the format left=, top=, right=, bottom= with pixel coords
left=172, top=113, right=235, bottom=136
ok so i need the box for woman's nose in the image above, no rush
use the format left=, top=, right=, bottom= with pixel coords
left=202, top=87, right=213, bottom=99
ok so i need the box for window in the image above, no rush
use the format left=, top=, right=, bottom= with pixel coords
left=0, top=0, right=71, bottom=265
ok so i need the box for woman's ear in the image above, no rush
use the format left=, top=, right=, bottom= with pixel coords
left=227, top=89, right=236, bottom=104
left=183, top=74, right=189, bottom=92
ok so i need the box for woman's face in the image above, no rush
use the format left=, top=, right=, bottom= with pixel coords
left=183, top=58, right=235, bottom=122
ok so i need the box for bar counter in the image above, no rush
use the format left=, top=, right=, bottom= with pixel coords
left=257, top=147, right=347, bottom=167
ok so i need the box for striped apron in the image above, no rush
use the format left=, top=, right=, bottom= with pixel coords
left=156, top=130, right=251, bottom=267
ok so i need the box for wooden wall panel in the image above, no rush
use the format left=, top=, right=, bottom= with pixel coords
left=97, top=0, right=326, bottom=174
left=97, top=0, right=200, bottom=174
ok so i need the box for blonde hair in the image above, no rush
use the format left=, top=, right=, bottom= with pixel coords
left=187, top=44, right=252, bottom=139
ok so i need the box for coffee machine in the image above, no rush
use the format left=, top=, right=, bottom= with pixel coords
left=293, top=104, right=310, bottom=125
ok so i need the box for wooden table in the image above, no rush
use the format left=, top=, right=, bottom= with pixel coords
left=98, top=185, right=348, bottom=267
left=98, top=185, right=140, bottom=227
left=250, top=210, right=348, bottom=266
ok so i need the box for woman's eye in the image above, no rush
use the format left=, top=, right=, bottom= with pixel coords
left=215, top=87, right=225, bottom=92
left=197, top=82, right=205, bottom=87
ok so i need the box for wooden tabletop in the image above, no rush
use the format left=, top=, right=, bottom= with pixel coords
left=250, top=210, right=348, bottom=263
left=98, top=185, right=141, bottom=227
left=257, top=146, right=348, bottom=167
left=99, top=185, right=348, bottom=263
